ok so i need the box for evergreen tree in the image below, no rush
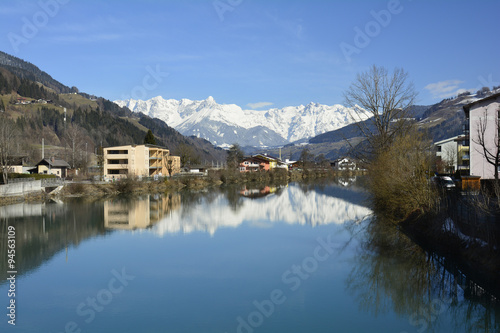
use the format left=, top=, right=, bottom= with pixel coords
left=144, top=129, right=157, bottom=145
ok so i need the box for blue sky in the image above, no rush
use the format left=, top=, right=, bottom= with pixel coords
left=1, top=0, right=499, bottom=109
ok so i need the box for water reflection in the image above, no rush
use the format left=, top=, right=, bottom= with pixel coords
left=346, top=215, right=500, bottom=332
left=0, top=182, right=371, bottom=284
left=239, top=185, right=281, bottom=198
left=104, top=194, right=181, bottom=230
left=153, top=183, right=373, bottom=236
left=1, top=180, right=499, bottom=332
left=0, top=200, right=107, bottom=284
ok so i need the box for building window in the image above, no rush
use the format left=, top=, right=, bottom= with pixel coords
left=108, top=159, right=128, bottom=164
left=436, top=146, right=442, bottom=152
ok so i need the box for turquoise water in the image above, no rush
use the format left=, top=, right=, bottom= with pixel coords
left=0, top=181, right=498, bottom=332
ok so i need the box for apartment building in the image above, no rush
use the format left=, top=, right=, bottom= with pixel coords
left=463, top=92, right=500, bottom=179
left=434, top=136, right=459, bottom=173
left=103, top=144, right=180, bottom=179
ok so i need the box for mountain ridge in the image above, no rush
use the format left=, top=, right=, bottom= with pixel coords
left=115, top=96, right=369, bottom=148
left=0, top=51, right=73, bottom=94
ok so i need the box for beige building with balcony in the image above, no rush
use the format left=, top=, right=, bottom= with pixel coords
left=103, top=144, right=180, bottom=179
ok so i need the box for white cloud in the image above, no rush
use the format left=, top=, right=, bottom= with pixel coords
left=246, top=102, right=274, bottom=109
left=424, top=80, right=465, bottom=99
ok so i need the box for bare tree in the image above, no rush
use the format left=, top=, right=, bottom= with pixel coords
left=64, top=123, right=85, bottom=169
left=175, top=143, right=200, bottom=167
left=0, top=114, right=19, bottom=184
left=166, top=158, right=174, bottom=177
left=442, top=145, right=457, bottom=174
left=472, top=108, right=500, bottom=181
left=96, top=144, right=104, bottom=180
left=226, top=144, right=244, bottom=169
left=343, top=65, right=418, bottom=159
left=299, top=147, right=314, bottom=169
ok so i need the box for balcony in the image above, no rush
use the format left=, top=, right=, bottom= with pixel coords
left=106, top=164, right=128, bottom=170
left=105, top=154, right=128, bottom=160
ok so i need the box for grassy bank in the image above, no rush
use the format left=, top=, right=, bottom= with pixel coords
left=0, top=168, right=365, bottom=205
left=52, top=168, right=357, bottom=198
left=0, top=191, right=48, bottom=206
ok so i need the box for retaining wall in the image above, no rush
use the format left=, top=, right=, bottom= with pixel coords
left=0, top=180, right=43, bottom=197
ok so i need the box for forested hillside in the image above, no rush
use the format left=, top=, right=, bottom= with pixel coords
left=0, top=53, right=227, bottom=170
left=0, top=51, right=73, bottom=94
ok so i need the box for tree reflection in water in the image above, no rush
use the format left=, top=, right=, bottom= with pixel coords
left=345, top=215, right=500, bottom=332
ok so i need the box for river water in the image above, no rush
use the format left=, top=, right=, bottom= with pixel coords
left=0, top=179, right=498, bottom=332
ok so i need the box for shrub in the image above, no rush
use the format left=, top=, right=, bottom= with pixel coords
left=67, top=182, right=85, bottom=194
left=114, top=177, right=139, bottom=193
left=368, top=129, right=436, bottom=220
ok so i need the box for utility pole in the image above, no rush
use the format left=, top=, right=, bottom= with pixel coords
left=85, top=142, right=88, bottom=175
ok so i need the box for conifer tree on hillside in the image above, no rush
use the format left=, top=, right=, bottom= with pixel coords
left=144, top=129, right=157, bottom=145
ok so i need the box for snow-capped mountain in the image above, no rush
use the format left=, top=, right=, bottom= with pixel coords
left=114, top=96, right=367, bottom=148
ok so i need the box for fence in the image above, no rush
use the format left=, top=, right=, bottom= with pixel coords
left=41, top=178, right=64, bottom=187
left=8, top=178, right=36, bottom=184
left=443, top=190, right=500, bottom=248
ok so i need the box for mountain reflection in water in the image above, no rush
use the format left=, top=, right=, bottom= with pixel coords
left=153, top=183, right=372, bottom=236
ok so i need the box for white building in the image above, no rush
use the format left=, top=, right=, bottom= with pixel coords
left=434, top=136, right=459, bottom=173
left=331, top=157, right=357, bottom=171
left=463, top=92, right=500, bottom=179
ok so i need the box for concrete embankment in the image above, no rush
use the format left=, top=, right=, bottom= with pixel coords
left=0, top=180, right=43, bottom=197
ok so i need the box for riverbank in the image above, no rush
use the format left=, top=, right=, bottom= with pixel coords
left=0, top=168, right=361, bottom=205
left=0, top=191, right=48, bottom=206
left=400, top=202, right=500, bottom=299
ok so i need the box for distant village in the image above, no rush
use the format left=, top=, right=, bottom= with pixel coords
left=13, top=97, right=53, bottom=105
